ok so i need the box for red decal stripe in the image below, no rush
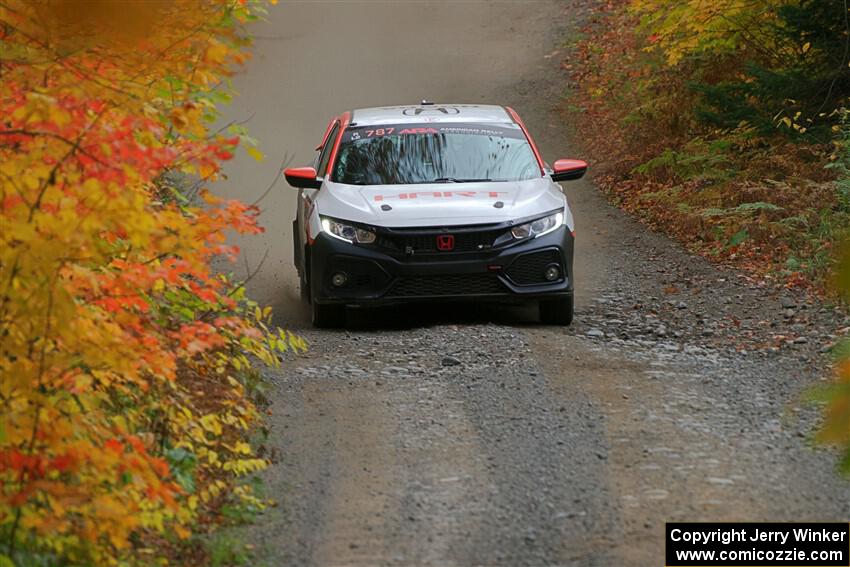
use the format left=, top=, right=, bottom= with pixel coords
left=305, top=203, right=316, bottom=245
left=315, top=117, right=338, bottom=151
left=325, top=111, right=351, bottom=182
left=505, top=106, right=545, bottom=175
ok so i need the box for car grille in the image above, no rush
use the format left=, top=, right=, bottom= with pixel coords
left=376, top=226, right=506, bottom=255
left=505, top=249, right=563, bottom=286
left=387, top=273, right=506, bottom=297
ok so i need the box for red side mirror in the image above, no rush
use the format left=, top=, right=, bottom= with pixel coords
left=284, top=166, right=321, bottom=189
left=552, top=159, right=588, bottom=182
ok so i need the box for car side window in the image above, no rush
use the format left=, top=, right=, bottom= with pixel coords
left=316, top=122, right=340, bottom=178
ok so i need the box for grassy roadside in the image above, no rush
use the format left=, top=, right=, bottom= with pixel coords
left=562, top=0, right=849, bottom=293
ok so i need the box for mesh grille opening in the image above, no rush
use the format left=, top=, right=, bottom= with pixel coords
left=376, top=227, right=505, bottom=255
left=388, top=273, right=506, bottom=297
left=505, top=249, right=563, bottom=286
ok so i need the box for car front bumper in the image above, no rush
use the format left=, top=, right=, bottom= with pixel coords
left=308, top=226, right=574, bottom=306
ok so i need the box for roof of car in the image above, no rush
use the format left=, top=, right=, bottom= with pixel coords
left=350, top=104, right=515, bottom=127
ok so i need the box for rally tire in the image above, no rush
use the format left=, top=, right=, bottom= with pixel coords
left=300, top=277, right=310, bottom=302
left=312, top=302, right=345, bottom=328
left=539, top=295, right=573, bottom=326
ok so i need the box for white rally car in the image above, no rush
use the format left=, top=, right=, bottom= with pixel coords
left=285, top=103, right=587, bottom=328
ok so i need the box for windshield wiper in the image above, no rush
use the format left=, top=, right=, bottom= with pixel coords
left=431, top=177, right=493, bottom=184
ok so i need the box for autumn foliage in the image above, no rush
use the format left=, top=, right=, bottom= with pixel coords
left=0, top=1, right=301, bottom=565
left=567, top=0, right=848, bottom=287
left=566, top=0, right=850, bottom=473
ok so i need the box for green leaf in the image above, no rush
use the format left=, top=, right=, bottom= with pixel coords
left=728, top=229, right=748, bottom=246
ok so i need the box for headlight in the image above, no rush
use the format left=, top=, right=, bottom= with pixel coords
left=321, top=217, right=377, bottom=244
left=511, top=211, right=564, bottom=240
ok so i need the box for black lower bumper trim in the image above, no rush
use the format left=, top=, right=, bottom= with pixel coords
left=307, top=225, right=574, bottom=306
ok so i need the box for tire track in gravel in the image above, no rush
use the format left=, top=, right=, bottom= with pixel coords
left=297, top=380, right=398, bottom=566
left=254, top=322, right=622, bottom=566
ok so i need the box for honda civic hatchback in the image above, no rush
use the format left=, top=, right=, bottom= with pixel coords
left=285, top=102, right=587, bottom=328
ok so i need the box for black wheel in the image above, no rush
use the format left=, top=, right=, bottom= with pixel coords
left=311, top=301, right=345, bottom=328
left=539, top=295, right=573, bottom=326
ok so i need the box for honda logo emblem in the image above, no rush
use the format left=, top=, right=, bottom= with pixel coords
left=436, top=234, right=455, bottom=251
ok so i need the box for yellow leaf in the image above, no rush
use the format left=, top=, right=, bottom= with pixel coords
left=246, top=146, right=265, bottom=162
left=205, top=41, right=229, bottom=65
left=49, top=106, right=71, bottom=127
left=200, top=414, right=222, bottom=435
left=174, top=525, right=191, bottom=540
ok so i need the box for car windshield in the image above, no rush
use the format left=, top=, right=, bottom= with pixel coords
left=331, top=123, right=540, bottom=185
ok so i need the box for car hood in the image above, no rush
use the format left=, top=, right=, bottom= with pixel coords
left=316, top=178, right=565, bottom=227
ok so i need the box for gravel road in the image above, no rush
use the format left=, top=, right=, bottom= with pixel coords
left=214, top=1, right=850, bottom=565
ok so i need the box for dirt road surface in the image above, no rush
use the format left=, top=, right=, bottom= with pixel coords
left=213, top=1, right=850, bottom=565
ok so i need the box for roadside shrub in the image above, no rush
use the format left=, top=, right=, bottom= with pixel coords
left=0, top=1, right=301, bottom=565
left=569, top=0, right=850, bottom=475
left=567, top=0, right=848, bottom=286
